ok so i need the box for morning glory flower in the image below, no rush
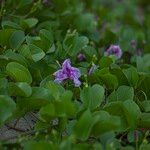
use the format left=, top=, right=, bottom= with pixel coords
left=105, top=45, right=122, bottom=59
left=88, top=64, right=98, bottom=75
left=53, top=59, right=81, bottom=87
left=43, top=0, right=49, bottom=4
left=77, top=53, right=86, bottom=61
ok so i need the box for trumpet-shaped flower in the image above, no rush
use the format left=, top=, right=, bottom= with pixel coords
left=77, top=53, right=85, bottom=61
left=53, top=59, right=81, bottom=87
left=105, top=45, right=122, bottom=59
left=88, top=64, right=98, bottom=75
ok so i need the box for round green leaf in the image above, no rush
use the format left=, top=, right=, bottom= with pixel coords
left=29, top=44, right=45, bottom=62
left=122, top=100, right=141, bottom=129
left=74, top=109, right=94, bottom=140
left=0, top=95, right=16, bottom=125
left=21, top=18, right=38, bottom=29
left=80, top=84, right=105, bottom=110
left=9, top=30, right=25, bottom=49
left=9, top=82, right=32, bottom=97
left=108, top=86, right=134, bottom=102
left=6, top=62, right=32, bottom=84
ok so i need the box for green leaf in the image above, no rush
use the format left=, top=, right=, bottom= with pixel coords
left=6, top=62, right=32, bottom=84
left=136, top=54, right=150, bottom=73
left=42, top=81, right=65, bottom=100
left=99, top=57, right=113, bottom=69
left=54, top=91, right=76, bottom=117
left=92, top=111, right=121, bottom=135
left=121, top=146, right=135, bottom=150
left=99, top=132, right=115, bottom=147
left=19, top=44, right=32, bottom=59
left=40, top=91, right=76, bottom=121
left=39, top=29, right=54, bottom=52
left=34, top=120, right=50, bottom=131
left=9, top=30, right=25, bottom=49
left=119, top=27, right=136, bottom=51
left=105, top=139, right=121, bottom=150
left=17, top=0, right=33, bottom=8
left=139, top=144, right=150, bottom=150
left=0, top=29, right=15, bottom=47
left=0, top=95, right=16, bottom=125
left=24, top=141, right=57, bottom=150
left=3, top=50, right=28, bottom=67
left=141, top=101, right=150, bottom=112
left=127, top=131, right=135, bottom=143
left=71, top=36, right=89, bottom=56
left=93, top=143, right=103, bottom=150
left=80, top=84, right=105, bottom=110
left=9, top=82, right=32, bottom=97
left=16, top=87, right=53, bottom=115
left=138, top=113, right=150, bottom=128
left=137, top=75, right=150, bottom=99
left=104, top=101, right=124, bottom=116
left=100, top=74, right=118, bottom=90
left=123, top=67, right=139, bottom=87
left=74, top=13, right=97, bottom=33
left=108, top=86, right=134, bottom=102
left=111, top=67, right=129, bottom=86
left=21, top=18, right=38, bottom=29
left=136, top=56, right=145, bottom=73
left=40, top=103, right=55, bottom=121
left=104, top=99, right=141, bottom=130
left=2, top=21, right=22, bottom=30
left=29, top=44, right=45, bottom=62
left=74, top=109, right=94, bottom=140
left=104, top=101, right=128, bottom=130
left=100, top=29, right=118, bottom=47
left=122, top=100, right=141, bottom=129
left=57, top=117, right=68, bottom=132
left=0, top=78, right=8, bottom=95
left=63, top=32, right=89, bottom=56
left=83, top=46, right=97, bottom=58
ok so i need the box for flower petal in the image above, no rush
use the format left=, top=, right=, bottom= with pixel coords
left=62, top=59, right=71, bottom=71
left=70, top=67, right=81, bottom=79
left=53, top=59, right=81, bottom=87
left=53, top=69, right=68, bottom=82
left=88, top=64, right=98, bottom=75
left=54, top=78, right=62, bottom=84
left=73, top=78, right=81, bottom=87
left=105, top=45, right=122, bottom=59
left=77, top=53, right=85, bottom=61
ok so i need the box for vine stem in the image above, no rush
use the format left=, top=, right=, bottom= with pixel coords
left=134, top=130, right=138, bottom=150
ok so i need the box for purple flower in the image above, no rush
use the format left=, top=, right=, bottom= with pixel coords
left=130, top=40, right=136, bottom=49
left=53, top=59, right=81, bottom=87
left=77, top=53, right=85, bottom=61
left=43, top=0, right=49, bottom=4
left=88, top=64, right=98, bottom=75
left=105, top=45, right=122, bottom=59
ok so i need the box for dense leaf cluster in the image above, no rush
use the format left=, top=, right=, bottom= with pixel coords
left=0, top=0, right=150, bottom=149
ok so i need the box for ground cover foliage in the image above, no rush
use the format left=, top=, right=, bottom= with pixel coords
left=0, top=0, right=150, bottom=149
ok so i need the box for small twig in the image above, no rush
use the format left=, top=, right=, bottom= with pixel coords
left=134, top=130, right=139, bottom=150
